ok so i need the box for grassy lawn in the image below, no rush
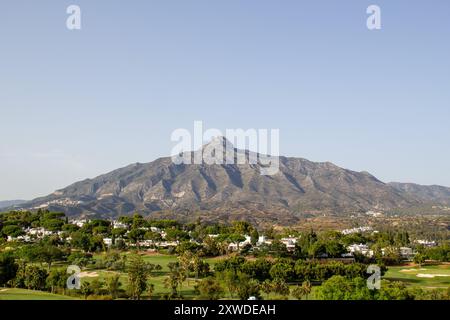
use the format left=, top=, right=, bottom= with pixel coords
left=0, top=288, right=79, bottom=300
left=85, top=253, right=200, bottom=299
left=140, top=253, right=178, bottom=272
left=384, top=264, right=450, bottom=289
left=10, top=252, right=448, bottom=300
left=137, top=253, right=318, bottom=300
left=65, top=253, right=321, bottom=300
left=140, top=253, right=224, bottom=271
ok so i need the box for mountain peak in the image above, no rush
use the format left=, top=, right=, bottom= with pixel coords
left=13, top=143, right=450, bottom=225
left=202, top=136, right=234, bottom=150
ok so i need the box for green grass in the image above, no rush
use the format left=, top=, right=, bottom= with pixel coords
left=86, top=253, right=200, bottom=299
left=384, top=264, right=450, bottom=289
left=140, top=253, right=223, bottom=270
left=138, top=254, right=319, bottom=300
left=140, top=253, right=179, bottom=272
left=0, top=288, right=79, bottom=300
left=12, top=252, right=448, bottom=300
left=78, top=253, right=322, bottom=300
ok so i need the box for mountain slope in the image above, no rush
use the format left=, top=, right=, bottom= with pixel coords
left=389, top=182, right=450, bottom=205
left=0, top=200, right=27, bottom=209
left=13, top=138, right=450, bottom=223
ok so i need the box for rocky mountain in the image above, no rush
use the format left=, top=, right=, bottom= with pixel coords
left=11, top=138, right=450, bottom=224
left=388, top=182, right=450, bottom=205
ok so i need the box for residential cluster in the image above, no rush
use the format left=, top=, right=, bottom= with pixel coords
left=5, top=217, right=438, bottom=263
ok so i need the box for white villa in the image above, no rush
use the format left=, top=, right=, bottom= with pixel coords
left=280, top=237, right=298, bottom=251
left=150, top=227, right=161, bottom=233
left=342, top=226, right=373, bottom=235
left=103, top=238, right=113, bottom=246
left=228, top=235, right=252, bottom=251
left=399, top=247, right=415, bottom=259
left=71, top=219, right=88, bottom=228
left=7, top=235, right=31, bottom=242
left=347, top=243, right=374, bottom=257
left=257, top=235, right=272, bottom=246
left=414, top=240, right=437, bottom=247
left=112, top=221, right=128, bottom=229
left=25, top=227, right=54, bottom=239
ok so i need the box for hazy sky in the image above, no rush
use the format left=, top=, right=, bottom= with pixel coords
left=1, top=1, right=449, bottom=200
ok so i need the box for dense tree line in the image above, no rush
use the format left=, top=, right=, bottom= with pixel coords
left=1, top=210, right=449, bottom=300
left=214, top=256, right=378, bottom=283
left=316, top=275, right=450, bottom=300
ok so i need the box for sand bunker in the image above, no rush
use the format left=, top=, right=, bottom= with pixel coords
left=416, top=273, right=450, bottom=278
left=400, top=268, right=427, bottom=272
left=78, top=271, right=99, bottom=278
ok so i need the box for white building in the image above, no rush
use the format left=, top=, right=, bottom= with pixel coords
left=71, top=219, right=88, bottom=228
left=6, top=235, right=31, bottom=242
left=227, top=236, right=252, bottom=252
left=342, top=226, right=373, bottom=235
left=240, top=235, right=252, bottom=247
left=150, top=227, right=161, bottom=233
left=257, top=235, right=266, bottom=245
left=347, top=243, right=374, bottom=257
left=103, top=238, right=113, bottom=246
left=381, top=246, right=415, bottom=260
left=156, top=241, right=178, bottom=248
left=137, top=240, right=154, bottom=247
left=365, top=211, right=383, bottom=217
left=399, top=247, right=414, bottom=259
left=25, top=227, right=53, bottom=239
left=414, top=240, right=437, bottom=247
left=112, top=221, right=128, bottom=229
left=280, top=237, right=298, bottom=251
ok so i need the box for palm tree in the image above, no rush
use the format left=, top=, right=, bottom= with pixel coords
left=414, top=254, right=426, bottom=267
left=178, top=252, right=193, bottom=285
left=80, top=282, right=93, bottom=299
left=301, top=280, right=312, bottom=300
left=106, top=274, right=121, bottom=299
left=147, top=283, right=155, bottom=300
left=291, top=280, right=312, bottom=300
left=164, top=262, right=185, bottom=297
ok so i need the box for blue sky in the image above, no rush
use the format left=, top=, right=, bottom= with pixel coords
left=1, top=1, right=449, bottom=200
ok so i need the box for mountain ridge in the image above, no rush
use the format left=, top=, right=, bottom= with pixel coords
left=9, top=139, right=450, bottom=224
left=0, top=200, right=27, bottom=209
